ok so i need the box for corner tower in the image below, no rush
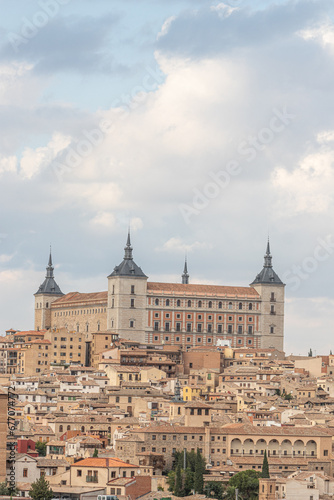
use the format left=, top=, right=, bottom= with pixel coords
left=34, top=249, right=64, bottom=330
left=107, top=232, right=148, bottom=342
left=250, top=240, right=285, bottom=351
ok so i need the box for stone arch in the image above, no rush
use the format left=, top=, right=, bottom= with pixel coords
left=243, top=438, right=255, bottom=454
left=306, top=440, right=317, bottom=457
left=256, top=439, right=267, bottom=455
left=231, top=438, right=242, bottom=455
left=268, top=439, right=279, bottom=456
left=281, top=439, right=292, bottom=456
left=293, top=439, right=305, bottom=456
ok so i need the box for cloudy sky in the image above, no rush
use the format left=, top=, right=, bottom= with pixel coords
left=1, top=0, right=334, bottom=354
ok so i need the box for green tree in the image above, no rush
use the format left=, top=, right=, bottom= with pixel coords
left=204, top=481, right=225, bottom=500
left=93, top=448, right=98, bottom=457
left=0, top=482, right=19, bottom=495
left=29, top=476, right=53, bottom=500
left=194, top=448, right=205, bottom=494
left=35, top=441, right=47, bottom=457
left=261, top=450, right=270, bottom=478
left=184, top=468, right=194, bottom=496
left=228, top=469, right=260, bottom=500
left=174, top=465, right=183, bottom=497
left=283, top=393, right=293, bottom=401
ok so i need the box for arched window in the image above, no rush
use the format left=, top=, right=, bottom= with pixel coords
left=188, top=300, right=191, bottom=307
left=228, top=302, right=232, bottom=309
left=208, top=301, right=212, bottom=308
left=59, top=425, right=63, bottom=432
left=81, top=426, right=85, bottom=432
left=67, top=425, right=71, bottom=431
left=238, top=302, right=242, bottom=310
left=166, top=299, right=170, bottom=306
left=218, top=301, right=222, bottom=309
left=46, top=302, right=49, bottom=308
left=249, top=303, right=253, bottom=310
left=86, top=323, right=89, bottom=332
left=177, top=299, right=181, bottom=307
left=155, top=298, right=159, bottom=306
left=198, top=301, right=202, bottom=308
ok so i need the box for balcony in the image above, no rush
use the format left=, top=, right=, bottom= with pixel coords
left=86, top=476, right=98, bottom=483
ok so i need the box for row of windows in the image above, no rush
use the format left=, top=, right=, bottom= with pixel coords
left=153, top=335, right=254, bottom=345
left=154, top=322, right=254, bottom=334
left=153, top=299, right=255, bottom=310
left=54, top=308, right=106, bottom=317
left=154, top=313, right=253, bottom=322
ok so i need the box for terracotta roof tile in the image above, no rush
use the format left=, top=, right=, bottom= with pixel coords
left=147, top=282, right=259, bottom=297
left=72, top=457, right=138, bottom=468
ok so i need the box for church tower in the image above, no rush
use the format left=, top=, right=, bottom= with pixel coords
left=250, top=240, right=285, bottom=351
left=34, top=249, right=64, bottom=331
left=182, top=258, right=189, bottom=284
left=107, top=232, right=148, bottom=342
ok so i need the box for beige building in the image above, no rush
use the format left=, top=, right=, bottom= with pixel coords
left=0, top=388, right=7, bottom=482
left=34, top=237, right=285, bottom=351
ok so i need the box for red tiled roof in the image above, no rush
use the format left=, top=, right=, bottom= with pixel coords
left=147, top=282, right=259, bottom=297
left=71, top=457, right=138, bottom=468
left=52, top=292, right=108, bottom=306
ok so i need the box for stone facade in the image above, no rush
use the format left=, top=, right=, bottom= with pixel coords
left=34, top=237, right=285, bottom=351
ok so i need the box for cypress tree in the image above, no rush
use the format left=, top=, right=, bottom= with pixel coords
left=261, top=450, right=270, bottom=478
left=194, top=448, right=204, bottom=494
left=174, top=464, right=183, bottom=497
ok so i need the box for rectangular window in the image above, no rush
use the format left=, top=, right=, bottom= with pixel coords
left=154, top=322, right=159, bottom=331
left=130, top=298, right=135, bottom=308
left=176, top=323, right=181, bottom=332
left=165, top=322, right=170, bottom=332
left=228, top=325, right=233, bottom=333
left=187, top=324, right=192, bottom=332
left=217, top=324, right=222, bottom=333
left=238, top=325, right=243, bottom=334
left=131, top=285, right=135, bottom=294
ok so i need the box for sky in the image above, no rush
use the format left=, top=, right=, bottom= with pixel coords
left=0, top=0, right=334, bottom=355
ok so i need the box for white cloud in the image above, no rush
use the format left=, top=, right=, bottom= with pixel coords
left=0, top=155, right=17, bottom=175
left=156, top=237, right=212, bottom=253
left=298, top=23, right=334, bottom=52
left=90, top=211, right=116, bottom=229
left=157, top=16, right=176, bottom=40
left=272, top=138, right=334, bottom=215
left=0, top=253, right=14, bottom=263
left=211, top=3, right=239, bottom=19
left=20, top=133, right=72, bottom=179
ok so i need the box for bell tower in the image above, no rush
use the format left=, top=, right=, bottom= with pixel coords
left=34, top=249, right=64, bottom=330
left=107, top=232, right=148, bottom=342
left=250, top=240, right=285, bottom=351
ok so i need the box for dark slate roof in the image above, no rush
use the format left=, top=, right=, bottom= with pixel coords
left=35, top=251, right=64, bottom=296
left=250, top=241, right=284, bottom=286
left=108, top=232, right=147, bottom=278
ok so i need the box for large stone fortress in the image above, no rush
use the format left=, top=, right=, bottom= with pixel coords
left=34, top=235, right=285, bottom=350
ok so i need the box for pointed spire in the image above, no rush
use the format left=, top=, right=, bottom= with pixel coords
left=250, top=238, right=284, bottom=286
left=264, top=238, right=272, bottom=268
left=48, top=246, right=53, bottom=267
left=35, top=248, right=63, bottom=296
left=46, top=247, right=54, bottom=278
left=124, top=229, right=133, bottom=260
left=182, top=256, right=189, bottom=284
